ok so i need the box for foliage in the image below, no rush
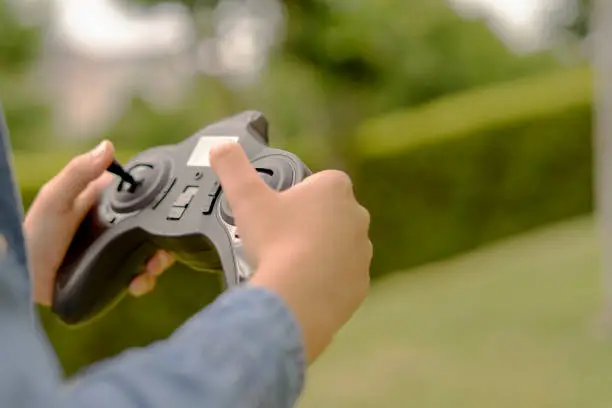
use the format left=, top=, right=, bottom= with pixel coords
left=352, top=66, right=593, bottom=276
left=282, top=0, right=555, bottom=106
left=118, top=0, right=561, bottom=159
left=129, top=0, right=217, bottom=9
left=563, top=0, right=593, bottom=39
left=3, top=0, right=594, bottom=376
left=0, top=1, right=40, bottom=72
left=0, top=0, right=568, bottom=157
left=16, top=66, right=593, bottom=278
left=12, top=65, right=594, bottom=374
left=0, top=1, right=50, bottom=151
left=353, top=67, right=592, bottom=158
left=271, top=0, right=560, bottom=155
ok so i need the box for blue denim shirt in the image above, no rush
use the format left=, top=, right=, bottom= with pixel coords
left=0, top=110, right=305, bottom=407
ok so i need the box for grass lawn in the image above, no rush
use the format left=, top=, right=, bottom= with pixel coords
left=298, top=216, right=612, bottom=408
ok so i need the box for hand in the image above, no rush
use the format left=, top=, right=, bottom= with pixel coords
left=24, top=140, right=175, bottom=306
left=210, top=143, right=372, bottom=364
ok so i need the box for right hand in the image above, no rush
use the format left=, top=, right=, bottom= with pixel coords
left=210, top=143, right=372, bottom=364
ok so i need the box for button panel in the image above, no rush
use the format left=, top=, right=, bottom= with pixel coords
left=202, top=195, right=217, bottom=214
left=167, top=186, right=199, bottom=221
left=173, top=186, right=199, bottom=208
left=167, top=206, right=186, bottom=220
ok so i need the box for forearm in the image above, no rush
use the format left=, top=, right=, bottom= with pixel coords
left=59, top=286, right=306, bottom=408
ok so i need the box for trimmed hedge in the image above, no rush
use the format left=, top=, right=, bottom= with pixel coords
left=354, top=67, right=591, bottom=157
left=352, top=66, right=593, bottom=275
left=13, top=66, right=593, bottom=373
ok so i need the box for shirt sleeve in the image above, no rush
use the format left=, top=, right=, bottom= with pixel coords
left=58, top=285, right=306, bottom=408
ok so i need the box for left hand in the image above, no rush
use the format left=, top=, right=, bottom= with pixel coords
left=24, top=140, right=175, bottom=306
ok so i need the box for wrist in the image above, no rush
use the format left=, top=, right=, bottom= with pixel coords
left=22, top=222, right=51, bottom=307
left=250, top=265, right=334, bottom=365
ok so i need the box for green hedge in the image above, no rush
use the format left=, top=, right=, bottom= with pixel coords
left=13, top=66, right=593, bottom=373
left=352, top=66, right=593, bottom=275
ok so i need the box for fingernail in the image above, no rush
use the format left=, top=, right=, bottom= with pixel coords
left=91, top=141, right=107, bottom=159
left=150, top=252, right=171, bottom=276
left=161, top=251, right=173, bottom=268
left=129, top=277, right=151, bottom=297
left=209, top=142, right=237, bottom=162
left=91, top=141, right=106, bottom=158
left=148, top=260, right=162, bottom=277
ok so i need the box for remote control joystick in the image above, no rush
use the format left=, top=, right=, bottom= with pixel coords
left=107, top=158, right=139, bottom=188
left=51, top=111, right=312, bottom=325
left=110, top=158, right=171, bottom=214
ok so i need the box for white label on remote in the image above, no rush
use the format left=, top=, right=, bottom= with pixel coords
left=187, top=136, right=239, bottom=167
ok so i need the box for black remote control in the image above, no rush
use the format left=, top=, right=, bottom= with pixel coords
left=52, top=111, right=311, bottom=325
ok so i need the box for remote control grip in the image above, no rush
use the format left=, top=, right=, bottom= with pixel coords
left=52, top=215, right=156, bottom=325
left=210, top=224, right=242, bottom=288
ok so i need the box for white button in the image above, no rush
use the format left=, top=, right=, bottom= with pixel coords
left=0, top=234, right=7, bottom=259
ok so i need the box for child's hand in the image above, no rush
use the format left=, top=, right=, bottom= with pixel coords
left=24, top=141, right=174, bottom=306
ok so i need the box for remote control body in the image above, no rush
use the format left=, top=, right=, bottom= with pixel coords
left=52, top=111, right=311, bottom=325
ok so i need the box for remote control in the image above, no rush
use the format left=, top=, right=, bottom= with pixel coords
left=52, top=111, right=311, bottom=325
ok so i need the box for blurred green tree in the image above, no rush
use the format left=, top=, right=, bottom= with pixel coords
left=118, top=0, right=561, bottom=168
left=3, top=0, right=586, bottom=374
left=565, top=0, right=593, bottom=39
left=3, top=0, right=568, bottom=159
left=129, top=0, right=218, bottom=9
left=263, top=0, right=560, bottom=165
left=0, top=1, right=50, bottom=151
left=131, top=0, right=558, bottom=115
left=0, top=1, right=40, bottom=73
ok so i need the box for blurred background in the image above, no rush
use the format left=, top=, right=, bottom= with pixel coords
left=4, top=0, right=609, bottom=406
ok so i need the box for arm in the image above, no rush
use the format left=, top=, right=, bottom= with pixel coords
left=0, top=250, right=304, bottom=408
left=0, top=131, right=305, bottom=408
left=0, top=126, right=304, bottom=408
left=6, top=121, right=370, bottom=408
left=60, top=286, right=305, bottom=408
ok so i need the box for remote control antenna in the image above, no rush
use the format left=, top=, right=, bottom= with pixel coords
left=107, top=158, right=138, bottom=187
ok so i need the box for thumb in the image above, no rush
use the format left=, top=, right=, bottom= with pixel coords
left=47, top=140, right=115, bottom=211
left=209, top=142, right=274, bottom=220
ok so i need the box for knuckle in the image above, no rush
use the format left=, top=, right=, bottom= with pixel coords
left=359, top=205, right=371, bottom=225
left=322, top=170, right=352, bottom=190
left=65, top=155, right=86, bottom=173
left=358, top=238, right=373, bottom=266
left=55, top=155, right=88, bottom=187
left=36, top=181, right=55, bottom=202
left=359, top=274, right=371, bottom=299
left=38, top=181, right=51, bottom=195
left=210, top=142, right=237, bottom=165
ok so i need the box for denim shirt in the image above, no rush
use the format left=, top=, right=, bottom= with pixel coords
left=0, top=110, right=305, bottom=408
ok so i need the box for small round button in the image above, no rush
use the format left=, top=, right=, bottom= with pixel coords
left=251, top=156, right=295, bottom=191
